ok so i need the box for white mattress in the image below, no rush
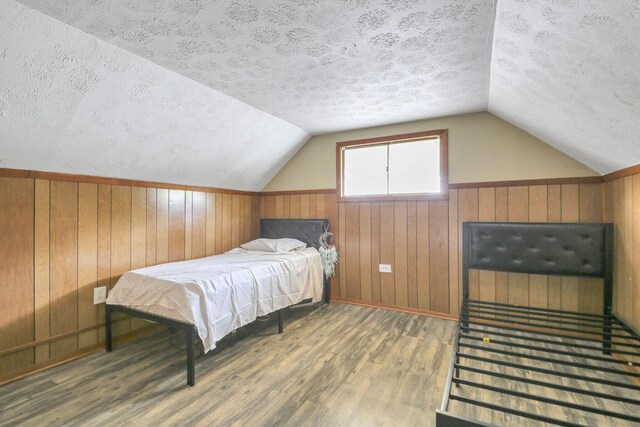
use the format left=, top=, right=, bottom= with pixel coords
left=106, top=247, right=323, bottom=352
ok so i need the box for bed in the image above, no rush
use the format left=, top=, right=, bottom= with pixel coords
left=105, top=218, right=329, bottom=386
left=436, top=222, right=640, bottom=426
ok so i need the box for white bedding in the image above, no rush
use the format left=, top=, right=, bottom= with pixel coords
left=106, top=247, right=323, bottom=352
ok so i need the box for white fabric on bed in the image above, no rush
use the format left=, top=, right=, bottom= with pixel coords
left=106, top=247, right=323, bottom=352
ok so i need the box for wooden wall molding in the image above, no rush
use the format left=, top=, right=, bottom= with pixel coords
left=261, top=188, right=336, bottom=196
left=0, top=324, right=161, bottom=387
left=449, top=175, right=603, bottom=189
left=0, top=168, right=260, bottom=196
left=602, top=164, right=640, bottom=182
left=331, top=297, right=457, bottom=321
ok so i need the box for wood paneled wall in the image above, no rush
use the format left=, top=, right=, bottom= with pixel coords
left=261, top=183, right=605, bottom=317
left=0, top=176, right=260, bottom=379
left=604, top=175, right=640, bottom=335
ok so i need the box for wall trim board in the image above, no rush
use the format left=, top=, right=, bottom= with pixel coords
left=449, top=176, right=603, bottom=189
left=602, top=164, right=640, bottom=182
left=0, top=317, right=130, bottom=358
left=0, top=168, right=260, bottom=196
left=331, top=297, right=458, bottom=321
left=0, top=324, right=161, bottom=387
left=262, top=176, right=604, bottom=197
left=261, top=188, right=336, bottom=196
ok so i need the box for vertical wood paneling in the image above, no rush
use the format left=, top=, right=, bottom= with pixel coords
left=478, top=188, right=495, bottom=303
left=184, top=192, right=193, bottom=260
left=338, top=203, right=347, bottom=298
left=0, top=178, right=34, bottom=373
left=394, top=202, right=408, bottom=307
left=156, top=189, right=169, bottom=264
left=231, top=195, right=241, bottom=249
left=359, top=203, right=372, bottom=302
left=379, top=202, right=395, bottom=305
left=206, top=193, right=216, bottom=256
left=528, top=185, right=548, bottom=309
left=168, top=190, right=185, bottom=262
left=494, top=187, right=509, bottom=304
left=579, top=184, right=604, bottom=314
left=34, top=180, right=50, bottom=363
left=290, top=195, right=301, bottom=218
left=430, top=202, right=449, bottom=314
left=547, top=184, right=562, bottom=309
left=448, top=190, right=459, bottom=315
left=130, top=187, right=147, bottom=331
left=622, top=177, right=634, bottom=323
left=561, top=184, right=580, bottom=312
left=192, top=192, right=206, bottom=259
left=222, top=194, right=233, bottom=252
left=370, top=202, right=381, bottom=303
left=146, top=189, right=157, bottom=266
left=458, top=189, right=479, bottom=300
left=243, top=196, right=252, bottom=244
left=275, top=195, right=284, bottom=218
left=309, top=195, right=317, bottom=218
left=416, top=202, right=430, bottom=310
left=1, top=177, right=271, bottom=381
left=407, top=202, right=418, bottom=309
left=324, top=193, right=339, bottom=298
left=215, top=194, right=224, bottom=253
left=300, top=195, right=310, bottom=219
left=111, top=186, right=132, bottom=336
left=507, top=187, right=529, bottom=307
left=345, top=203, right=361, bottom=300
left=50, top=181, right=78, bottom=358
left=78, top=184, right=98, bottom=346
left=96, top=185, right=111, bottom=342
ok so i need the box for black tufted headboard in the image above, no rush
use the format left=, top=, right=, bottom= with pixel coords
left=462, top=222, right=614, bottom=311
left=260, top=219, right=329, bottom=250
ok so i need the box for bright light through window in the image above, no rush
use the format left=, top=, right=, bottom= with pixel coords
left=344, top=145, right=387, bottom=196
left=338, top=130, right=447, bottom=200
left=389, top=139, right=440, bottom=194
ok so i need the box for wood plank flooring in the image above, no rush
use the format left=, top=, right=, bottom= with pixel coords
left=0, top=304, right=455, bottom=427
left=2, top=303, right=635, bottom=426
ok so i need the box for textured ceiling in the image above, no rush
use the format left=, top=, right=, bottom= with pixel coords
left=16, top=0, right=496, bottom=134
left=3, top=0, right=639, bottom=184
left=489, top=0, right=640, bottom=174
left=0, top=1, right=309, bottom=191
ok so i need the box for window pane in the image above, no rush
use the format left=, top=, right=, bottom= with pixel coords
left=388, top=139, right=440, bottom=194
left=344, top=145, right=387, bottom=196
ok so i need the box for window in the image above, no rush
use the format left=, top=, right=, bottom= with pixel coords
left=337, top=130, right=448, bottom=201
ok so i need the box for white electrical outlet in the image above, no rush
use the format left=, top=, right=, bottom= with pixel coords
left=379, top=264, right=392, bottom=273
left=93, top=286, right=107, bottom=304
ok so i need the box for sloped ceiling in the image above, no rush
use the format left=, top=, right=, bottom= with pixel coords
left=15, top=0, right=495, bottom=134
left=2, top=0, right=639, bottom=184
left=0, top=0, right=309, bottom=191
left=489, top=0, right=640, bottom=174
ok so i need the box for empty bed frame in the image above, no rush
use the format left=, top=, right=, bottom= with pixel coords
left=106, top=218, right=330, bottom=386
left=437, top=222, right=640, bottom=426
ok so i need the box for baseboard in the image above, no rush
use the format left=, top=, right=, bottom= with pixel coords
left=0, top=324, right=162, bottom=387
left=331, top=297, right=457, bottom=321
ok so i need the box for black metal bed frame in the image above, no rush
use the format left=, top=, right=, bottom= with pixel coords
left=106, top=218, right=329, bottom=387
left=437, top=222, right=640, bottom=427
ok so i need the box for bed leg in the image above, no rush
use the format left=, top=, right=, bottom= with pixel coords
left=105, top=305, right=112, bottom=352
left=278, top=309, right=284, bottom=334
left=186, top=326, right=195, bottom=386
left=603, top=317, right=612, bottom=355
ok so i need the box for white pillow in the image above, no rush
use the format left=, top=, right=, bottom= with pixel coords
left=240, top=238, right=307, bottom=252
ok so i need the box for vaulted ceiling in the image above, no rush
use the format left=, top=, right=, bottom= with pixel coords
left=2, top=0, right=639, bottom=189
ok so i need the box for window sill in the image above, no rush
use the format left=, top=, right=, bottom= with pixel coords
left=336, top=191, right=448, bottom=203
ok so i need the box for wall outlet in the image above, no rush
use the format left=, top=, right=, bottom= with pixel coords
left=379, top=264, right=392, bottom=273
left=93, top=286, right=107, bottom=304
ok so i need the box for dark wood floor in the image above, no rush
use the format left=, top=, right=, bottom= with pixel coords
left=0, top=303, right=455, bottom=426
